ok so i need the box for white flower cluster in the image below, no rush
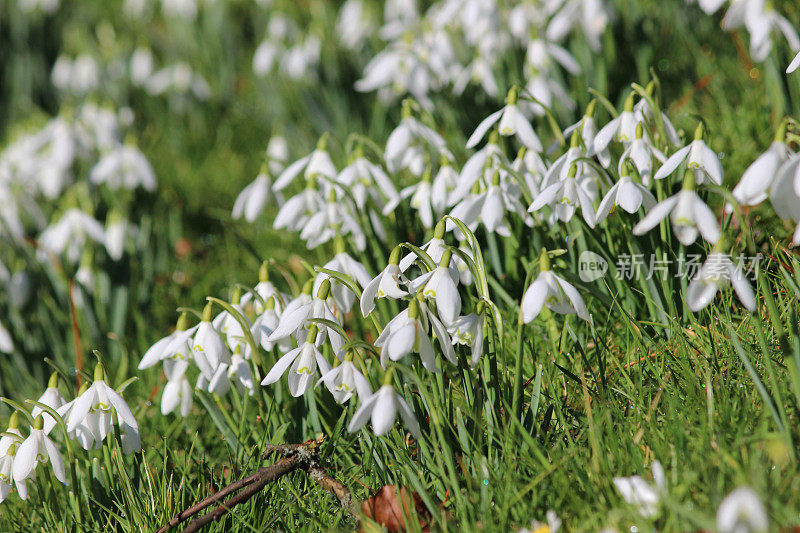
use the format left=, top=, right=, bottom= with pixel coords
left=0, top=368, right=140, bottom=504
left=352, top=0, right=610, bottom=109
left=0, top=103, right=157, bottom=353
left=688, top=0, right=800, bottom=73
left=252, top=13, right=322, bottom=81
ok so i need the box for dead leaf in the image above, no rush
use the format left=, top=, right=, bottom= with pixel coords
left=360, top=485, right=431, bottom=532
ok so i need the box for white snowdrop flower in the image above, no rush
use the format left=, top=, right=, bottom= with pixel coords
left=592, top=94, right=641, bottom=156
left=0, top=321, right=12, bottom=354
left=733, top=129, right=791, bottom=206
left=613, top=461, right=666, bottom=518
left=374, top=303, right=438, bottom=372
left=686, top=0, right=726, bottom=15
left=466, top=86, right=542, bottom=152
left=161, top=0, right=197, bottom=20
left=654, top=123, right=723, bottom=185
left=233, top=171, right=271, bottom=222
left=337, top=0, right=373, bottom=50
left=595, top=164, right=657, bottom=224
left=138, top=313, right=195, bottom=370
left=547, top=0, right=609, bottom=51
left=208, top=350, right=254, bottom=396
left=518, top=510, right=562, bottom=533
left=266, top=136, right=289, bottom=175
left=0, top=442, right=25, bottom=503
left=361, top=249, right=409, bottom=316
left=261, top=332, right=331, bottom=397
left=317, top=356, right=372, bottom=404
left=337, top=147, right=399, bottom=210
left=716, top=486, right=768, bottom=533
left=300, top=192, right=365, bottom=251
left=239, top=261, right=285, bottom=315
left=12, top=416, right=67, bottom=493
left=633, top=171, right=721, bottom=246
left=130, top=47, right=154, bottom=86
left=431, top=157, right=459, bottom=215
left=348, top=382, right=421, bottom=438
left=268, top=279, right=345, bottom=353
left=161, top=359, right=193, bottom=417
left=564, top=100, right=608, bottom=167
left=529, top=164, right=597, bottom=228
left=90, top=144, right=157, bottom=191
left=633, top=91, right=682, bottom=147
left=522, top=249, right=591, bottom=323
left=766, top=154, right=800, bottom=245
left=212, top=292, right=252, bottom=357
left=383, top=168, right=436, bottom=228
left=399, top=222, right=449, bottom=272
left=723, top=0, right=799, bottom=62
left=450, top=130, right=508, bottom=206
left=38, top=209, right=107, bottom=265
left=191, top=303, right=232, bottom=380
left=105, top=211, right=130, bottom=262
left=32, top=374, right=67, bottom=435
left=619, top=123, right=667, bottom=186
left=67, top=364, right=141, bottom=454
left=274, top=187, right=325, bottom=233
left=385, top=102, right=448, bottom=176
left=314, top=245, right=372, bottom=314
left=453, top=54, right=500, bottom=99
left=524, top=72, right=576, bottom=117
left=788, top=50, right=800, bottom=73
left=448, top=313, right=484, bottom=365
left=252, top=298, right=285, bottom=352
left=253, top=41, right=281, bottom=77
left=409, top=249, right=461, bottom=325
left=450, top=170, right=532, bottom=238
left=273, top=134, right=336, bottom=193
left=0, top=414, right=22, bottom=456
left=686, top=244, right=757, bottom=312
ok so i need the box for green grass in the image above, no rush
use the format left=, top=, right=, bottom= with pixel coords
left=1, top=0, right=800, bottom=531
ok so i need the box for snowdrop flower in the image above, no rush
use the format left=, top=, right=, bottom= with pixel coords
left=450, top=130, right=508, bottom=205
left=613, top=461, right=666, bottom=518
left=273, top=134, right=336, bottom=192
left=348, top=380, right=421, bottom=438
left=337, top=145, right=399, bottom=209
left=633, top=171, right=721, bottom=246
left=448, top=312, right=484, bottom=366
left=733, top=125, right=791, bottom=205
left=89, top=145, right=156, bottom=191
left=274, top=186, right=325, bottom=234
left=788, top=50, right=800, bottom=73
left=0, top=321, right=12, bottom=354
left=268, top=279, right=345, bottom=353
left=450, top=170, right=532, bottom=237
left=241, top=262, right=286, bottom=315
left=261, top=329, right=331, bottom=397
left=399, top=221, right=450, bottom=272
left=313, top=243, right=372, bottom=314
left=38, top=209, right=106, bottom=265
left=431, top=156, right=459, bottom=214
left=654, top=123, right=723, bottom=185
left=300, top=191, right=366, bottom=251
left=32, top=374, right=67, bottom=435
left=212, top=291, right=252, bottom=357
left=191, top=303, right=232, bottom=380
left=0, top=442, right=24, bottom=502
left=408, top=249, right=461, bottom=325
left=619, top=123, right=667, bottom=186
left=766, top=154, right=800, bottom=244
left=138, top=313, right=195, bottom=370
left=716, top=486, right=768, bottom=533
left=67, top=364, right=141, bottom=454
left=687, top=0, right=727, bottom=15
left=252, top=297, right=287, bottom=352
left=592, top=94, right=641, bottom=157
left=53, top=387, right=95, bottom=451
left=233, top=169, right=272, bottom=222
left=565, top=100, right=609, bottom=167
left=337, top=0, right=373, bottom=50
left=361, top=247, right=409, bottom=316
left=521, top=249, right=590, bottom=323
left=547, top=0, right=609, bottom=51
left=374, top=300, right=439, bottom=372
left=130, top=47, right=154, bottom=86
left=686, top=241, right=756, bottom=312
left=385, top=102, right=448, bottom=175
left=518, top=510, right=562, bottom=533
left=161, top=359, right=193, bottom=417
left=317, top=354, right=371, bottom=404
left=529, top=164, right=597, bottom=227
left=383, top=167, right=437, bottom=228
left=13, top=415, right=67, bottom=490
left=105, top=211, right=130, bottom=261
left=466, top=86, right=541, bottom=151
left=0, top=414, right=22, bottom=456
left=723, top=0, right=800, bottom=62
left=595, top=163, right=657, bottom=223
left=209, top=350, right=255, bottom=396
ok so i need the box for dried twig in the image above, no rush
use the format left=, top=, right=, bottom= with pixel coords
left=155, top=435, right=355, bottom=533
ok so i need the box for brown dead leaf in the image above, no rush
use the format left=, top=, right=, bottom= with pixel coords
left=360, top=485, right=431, bottom=533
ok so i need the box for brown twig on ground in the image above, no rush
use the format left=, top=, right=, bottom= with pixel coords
left=155, top=435, right=355, bottom=533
